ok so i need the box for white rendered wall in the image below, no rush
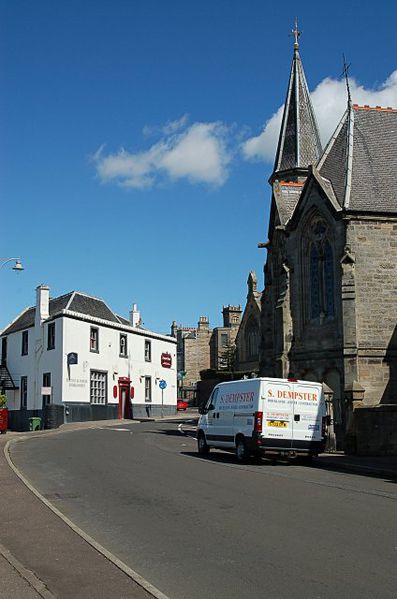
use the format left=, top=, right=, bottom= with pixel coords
left=5, top=318, right=64, bottom=411
left=62, top=317, right=177, bottom=406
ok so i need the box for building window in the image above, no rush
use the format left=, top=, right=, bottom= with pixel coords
left=42, top=372, right=51, bottom=408
left=90, top=370, right=107, bottom=405
left=221, top=333, right=228, bottom=348
left=246, top=318, right=259, bottom=360
left=144, top=339, right=151, bottom=362
left=20, top=376, right=27, bottom=409
left=120, top=334, right=127, bottom=357
left=144, top=376, right=152, bottom=402
left=1, top=337, right=7, bottom=366
left=307, top=218, right=335, bottom=322
left=47, top=322, right=55, bottom=350
left=21, top=330, right=29, bottom=356
left=90, top=327, right=99, bottom=353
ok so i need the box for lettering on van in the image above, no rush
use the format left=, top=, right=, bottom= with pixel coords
left=267, top=389, right=318, bottom=402
left=218, top=391, right=255, bottom=411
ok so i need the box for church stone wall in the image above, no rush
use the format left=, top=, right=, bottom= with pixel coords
left=287, top=196, right=345, bottom=391
left=347, top=218, right=397, bottom=405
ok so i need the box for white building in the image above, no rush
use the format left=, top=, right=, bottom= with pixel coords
left=0, top=285, right=177, bottom=430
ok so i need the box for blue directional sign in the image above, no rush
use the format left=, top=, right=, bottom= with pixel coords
left=159, top=379, right=167, bottom=390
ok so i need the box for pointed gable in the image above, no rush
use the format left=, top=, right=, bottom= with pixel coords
left=273, top=180, right=304, bottom=225
left=318, top=104, right=397, bottom=213
left=317, top=109, right=349, bottom=207
left=273, top=45, right=322, bottom=176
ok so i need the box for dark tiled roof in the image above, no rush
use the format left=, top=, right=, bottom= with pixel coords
left=68, top=293, right=120, bottom=323
left=1, top=292, right=73, bottom=335
left=318, top=105, right=397, bottom=213
left=1, top=291, right=121, bottom=335
left=273, top=48, right=322, bottom=175
left=349, top=107, right=397, bottom=212
left=2, top=307, right=35, bottom=335
left=318, top=116, right=349, bottom=205
left=117, top=314, right=131, bottom=326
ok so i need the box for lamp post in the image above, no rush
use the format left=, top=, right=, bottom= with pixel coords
left=0, top=258, right=24, bottom=272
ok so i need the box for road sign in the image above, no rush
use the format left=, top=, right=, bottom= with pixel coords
left=161, top=353, right=172, bottom=368
left=159, top=379, right=167, bottom=390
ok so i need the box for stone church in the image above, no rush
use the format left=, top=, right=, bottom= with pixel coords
left=259, top=32, right=397, bottom=452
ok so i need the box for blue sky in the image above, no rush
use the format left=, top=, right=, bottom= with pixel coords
left=2, top=0, right=397, bottom=334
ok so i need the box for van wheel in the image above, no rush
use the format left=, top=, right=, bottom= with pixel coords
left=197, top=432, right=210, bottom=456
left=235, top=436, right=248, bottom=463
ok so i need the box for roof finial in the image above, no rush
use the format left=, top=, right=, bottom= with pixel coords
left=341, top=54, right=352, bottom=105
left=292, top=16, right=301, bottom=49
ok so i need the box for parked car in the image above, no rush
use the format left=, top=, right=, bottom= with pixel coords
left=177, top=398, right=189, bottom=411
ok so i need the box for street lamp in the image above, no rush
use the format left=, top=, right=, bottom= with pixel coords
left=0, top=258, right=24, bottom=272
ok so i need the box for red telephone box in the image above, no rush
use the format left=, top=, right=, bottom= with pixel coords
left=118, top=377, right=132, bottom=419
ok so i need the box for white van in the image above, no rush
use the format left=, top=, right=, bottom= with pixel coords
left=197, top=377, right=327, bottom=462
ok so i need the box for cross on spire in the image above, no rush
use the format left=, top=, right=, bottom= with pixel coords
left=292, top=17, right=301, bottom=49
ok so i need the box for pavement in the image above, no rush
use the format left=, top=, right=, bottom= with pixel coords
left=1, top=413, right=397, bottom=598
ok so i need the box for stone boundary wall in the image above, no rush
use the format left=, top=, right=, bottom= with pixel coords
left=354, top=404, right=397, bottom=455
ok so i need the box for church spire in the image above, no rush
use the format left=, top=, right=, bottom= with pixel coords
left=272, top=20, right=322, bottom=180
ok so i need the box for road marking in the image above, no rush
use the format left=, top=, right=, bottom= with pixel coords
left=177, top=423, right=197, bottom=440
left=105, top=428, right=131, bottom=432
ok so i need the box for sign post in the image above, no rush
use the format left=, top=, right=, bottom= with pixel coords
left=159, top=379, right=167, bottom=418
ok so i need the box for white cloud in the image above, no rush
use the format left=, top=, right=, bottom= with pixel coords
left=142, top=115, right=189, bottom=138
left=94, top=119, right=231, bottom=188
left=159, top=123, right=230, bottom=185
left=242, top=70, right=397, bottom=163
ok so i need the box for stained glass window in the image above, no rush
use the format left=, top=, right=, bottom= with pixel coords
left=310, top=243, right=320, bottom=319
left=324, top=240, right=335, bottom=317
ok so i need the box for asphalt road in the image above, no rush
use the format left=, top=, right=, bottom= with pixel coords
left=10, top=419, right=397, bottom=599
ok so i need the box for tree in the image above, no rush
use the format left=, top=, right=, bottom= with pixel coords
left=218, top=342, right=237, bottom=373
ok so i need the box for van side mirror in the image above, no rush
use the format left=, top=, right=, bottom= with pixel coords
left=199, top=403, right=214, bottom=415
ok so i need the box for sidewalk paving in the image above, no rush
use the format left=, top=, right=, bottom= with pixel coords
left=316, top=452, right=397, bottom=479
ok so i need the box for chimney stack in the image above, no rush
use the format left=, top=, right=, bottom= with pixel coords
left=35, top=284, right=50, bottom=327
left=197, top=316, right=209, bottom=330
left=129, top=303, right=141, bottom=327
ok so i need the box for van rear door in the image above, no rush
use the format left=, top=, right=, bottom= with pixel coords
left=290, top=382, right=324, bottom=448
left=262, top=380, right=293, bottom=450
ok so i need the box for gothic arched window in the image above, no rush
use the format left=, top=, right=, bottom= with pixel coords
left=307, top=218, right=335, bottom=322
left=246, top=317, right=259, bottom=359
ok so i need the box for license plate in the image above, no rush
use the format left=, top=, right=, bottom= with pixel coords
left=267, top=420, right=288, bottom=428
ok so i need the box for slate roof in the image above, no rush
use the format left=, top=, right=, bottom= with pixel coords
left=273, top=45, right=322, bottom=175
left=318, top=104, right=397, bottom=213
left=1, top=291, right=120, bottom=335
left=1, top=292, right=73, bottom=335
left=68, top=293, right=119, bottom=323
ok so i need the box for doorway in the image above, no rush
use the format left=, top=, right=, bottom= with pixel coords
left=118, top=377, right=132, bottom=419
